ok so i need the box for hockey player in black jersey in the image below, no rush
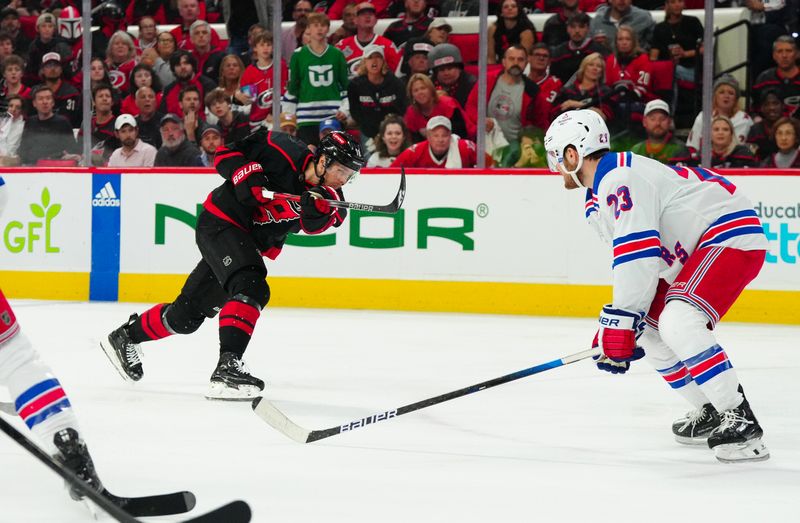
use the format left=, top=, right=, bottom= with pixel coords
left=101, top=130, right=365, bottom=400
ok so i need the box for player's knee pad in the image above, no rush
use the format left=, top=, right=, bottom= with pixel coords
left=0, top=332, right=36, bottom=382
left=639, top=326, right=681, bottom=370
left=226, top=268, right=270, bottom=309
left=163, top=298, right=206, bottom=335
left=659, top=300, right=717, bottom=359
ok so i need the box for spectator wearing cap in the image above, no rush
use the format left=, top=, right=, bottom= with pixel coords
left=405, top=73, right=475, bottom=142
left=438, top=0, right=480, bottom=16
left=0, top=8, right=30, bottom=59
left=761, top=117, right=800, bottom=168
left=399, top=37, right=433, bottom=85
left=526, top=43, right=563, bottom=130
left=1, top=55, right=31, bottom=102
left=0, top=94, right=26, bottom=166
left=35, top=51, right=82, bottom=128
left=155, top=113, right=203, bottom=166
left=752, top=36, right=800, bottom=119
left=347, top=44, right=407, bottom=151
left=171, top=0, right=223, bottom=52
left=384, top=0, right=433, bottom=51
left=205, top=88, right=250, bottom=143
left=686, top=75, right=753, bottom=159
left=391, top=115, right=477, bottom=168
left=425, top=18, right=452, bottom=45
left=429, top=43, right=476, bottom=110
left=135, top=86, right=165, bottom=149
left=279, top=112, right=298, bottom=135
left=190, top=20, right=226, bottom=82
left=631, top=99, right=692, bottom=164
left=550, top=12, right=609, bottom=84
left=703, top=115, right=758, bottom=168
left=240, top=31, right=288, bottom=129
left=108, top=114, right=158, bottom=167
left=336, top=2, right=401, bottom=80
left=25, top=12, right=70, bottom=85
left=160, top=50, right=217, bottom=117
left=650, top=0, right=703, bottom=84
left=747, top=89, right=785, bottom=162
left=283, top=12, right=350, bottom=147
left=466, top=45, right=539, bottom=145
left=106, top=31, right=138, bottom=96
left=590, top=0, right=654, bottom=52
left=329, top=2, right=358, bottom=45
left=199, top=124, right=223, bottom=167
left=19, top=85, right=80, bottom=166
left=319, top=118, right=342, bottom=143
left=488, top=0, right=537, bottom=65
left=542, top=0, right=581, bottom=48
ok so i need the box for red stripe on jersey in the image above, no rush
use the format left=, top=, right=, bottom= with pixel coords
left=662, top=366, right=689, bottom=383
left=267, top=131, right=297, bottom=172
left=219, top=317, right=255, bottom=336
left=698, top=217, right=762, bottom=245
left=203, top=193, right=248, bottom=231
left=18, top=388, right=66, bottom=420
left=687, top=351, right=728, bottom=377
left=613, top=237, right=661, bottom=257
left=214, top=149, right=243, bottom=169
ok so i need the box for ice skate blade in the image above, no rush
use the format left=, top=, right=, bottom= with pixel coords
left=99, top=339, right=139, bottom=383
left=714, top=439, right=771, bottom=463
left=205, top=381, right=261, bottom=401
left=675, top=435, right=709, bottom=446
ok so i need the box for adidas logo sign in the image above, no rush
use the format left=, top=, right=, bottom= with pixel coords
left=92, top=182, right=120, bottom=207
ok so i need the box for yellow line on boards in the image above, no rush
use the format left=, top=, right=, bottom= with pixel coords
left=0, top=271, right=90, bottom=300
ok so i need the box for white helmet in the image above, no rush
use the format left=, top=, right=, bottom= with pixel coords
left=59, top=6, right=82, bottom=40
left=544, top=109, right=610, bottom=188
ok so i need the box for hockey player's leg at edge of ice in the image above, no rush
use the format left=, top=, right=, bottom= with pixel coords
left=99, top=313, right=144, bottom=383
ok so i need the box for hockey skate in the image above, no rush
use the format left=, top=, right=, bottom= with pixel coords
left=205, top=352, right=265, bottom=401
left=672, top=403, right=721, bottom=445
left=707, top=397, right=770, bottom=463
left=100, top=314, right=144, bottom=381
left=53, top=428, right=104, bottom=501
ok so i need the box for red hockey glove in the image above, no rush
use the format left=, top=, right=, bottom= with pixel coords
left=595, top=304, right=645, bottom=365
left=300, top=186, right=336, bottom=219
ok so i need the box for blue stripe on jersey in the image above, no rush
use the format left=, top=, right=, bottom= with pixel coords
left=592, top=152, right=620, bottom=194
left=613, top=248, right=662, bottom=267
left=24, top=398, right=72, bottom=429
left=699, top=226, right=765, bottom=249
left=0, top=176, right=5, bottom=186
left=612, top=229, right=661, bottom=246
left=709, top=209, right=758, bottom=226
left=14, top=378, right=61, bottom=410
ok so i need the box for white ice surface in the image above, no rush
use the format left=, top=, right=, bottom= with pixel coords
left=1, top=301, right=799, bottom=522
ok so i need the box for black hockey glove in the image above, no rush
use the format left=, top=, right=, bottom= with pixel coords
left=299, top=186, right=345, bottom=234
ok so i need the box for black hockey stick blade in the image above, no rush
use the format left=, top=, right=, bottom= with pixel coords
left=0, top=415, right=251, bottom=522
left=262, top=167, right=406, bottom=214
left=252, top=347, right=599, bottom=443
left=104, top=488, right=196, bottom=516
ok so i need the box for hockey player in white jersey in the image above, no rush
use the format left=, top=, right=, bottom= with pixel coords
left=544, top=109, right=769, bottom=463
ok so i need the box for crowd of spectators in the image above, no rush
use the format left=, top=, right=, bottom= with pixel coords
left=0, top=0, right=798, bottom=170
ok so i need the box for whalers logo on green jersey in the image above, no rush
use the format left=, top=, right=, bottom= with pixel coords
left=308, top=65, right=334, bottom=87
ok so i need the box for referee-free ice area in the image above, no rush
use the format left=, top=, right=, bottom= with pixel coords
left=1, top=300, right=799, bottom=523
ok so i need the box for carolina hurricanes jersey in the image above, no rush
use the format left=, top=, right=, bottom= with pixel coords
left=584, top=152, right=768, bottom=315
left=0, top=288, right=20, bottom=347
left=240, top=60, right=288, bottom=128
left=335, top=35, right=400, bottom=79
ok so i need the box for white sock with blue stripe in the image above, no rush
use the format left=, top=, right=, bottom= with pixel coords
left=640, top=327, right=710, bottom=409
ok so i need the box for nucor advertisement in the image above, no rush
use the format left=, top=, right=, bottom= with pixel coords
left=0, top=173, right=91, bottom=272
left=1, top=171, right=798, bottom=291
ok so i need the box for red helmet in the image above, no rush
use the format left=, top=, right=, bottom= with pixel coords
left=58, top=6, right=82, bottom=41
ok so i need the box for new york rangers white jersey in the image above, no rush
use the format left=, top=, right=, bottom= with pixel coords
left=585, top=152, right=768, bottom=314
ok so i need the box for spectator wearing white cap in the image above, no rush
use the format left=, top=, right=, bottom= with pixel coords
left=336, top=2, right=401, bottom=79
left=631, top=99, right=692, bottom=165
left=108, top=114, right=158, bottom=167
left=425, top=18, right=453, bottom=45
left=347, top=44, right=407, bottom=152
left=391, top=115, right=477, bottom=168
left=24, top=12, right=70, bottom=85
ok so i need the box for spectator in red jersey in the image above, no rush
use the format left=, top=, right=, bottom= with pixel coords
left=542, top=0, right=581, bottom=48
left=135, top=86, right=165, bottom=148
left=761, top=117, right=800, bottom=168
left=605, top=25, right=651, bottom=127
left=425, top=18, right=452, bottom=45
left=190, top=19, right=226, bottom=81
left=467, top=45, right=539, bottom=145
left=336, top=2, right=401, bottom=80
left=391, top=115, right=477, bottom=168
left=366, top=113, right=411, bottom=167
left=134, top=16, right=159, bottom=56
left=19, top=85, right=80, bottom=165
left=549, top=12, right=609, bottom=84
left=526, top=43, right=562, bottom=131
left=141, top=31, right=178, bottom=87
left=106, top=30, right=138, bottom=96
left=86, top=83, right=120, bottom=166
left=205, top=88, right=250, bottom=143
left=552, top=52, right=614, bottom=122
left=347, top=44, right=406, bottom=151
left=1, top=55, right=31, bottom=101
left=747, top=88, right=784, bottom=162
left=405, top=73, right=475, bottom=142
left=37, top=51, right=82, bottom=128
left=240, top=31, right=288, bottom=129
left=384, top=0, right=432, bottom=51
left=428, top=43, right=475, bottom=110
left=488, top=0, right=537, bottom=64
left=178, top=84, right=205, bottom=143
left=25, top=12, right=70, bottom=85
left=218, top=53, right=251, bottom=112
left=752, top=36, right=800, bottom=119
left=171, top=0, right=223, bottom=51
left=0, top=8, right=31, bottom=60
left=703, top=115, right=758, bottom=168
left=198, top=124, right=222, bottom=166
left=120, top=64, right=164, bottom=116
left=329, top=2, right=357, bottom=45
left=160, top=50, right=217, bottom=116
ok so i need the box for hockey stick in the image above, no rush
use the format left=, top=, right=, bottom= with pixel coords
left=0, top=415, right=252, bottom=522
left=262, top=167, right=406, bottom=214
left=252, top=347, right=599, bottom=443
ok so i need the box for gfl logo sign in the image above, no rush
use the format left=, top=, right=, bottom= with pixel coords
left=3, top=188, right=61, bottom=253
left=763, top=223, right=799, bottom=264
